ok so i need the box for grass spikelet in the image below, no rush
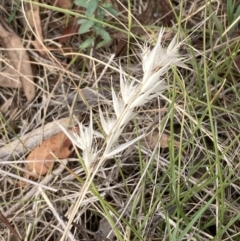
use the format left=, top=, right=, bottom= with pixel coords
left=58, top=28, right=186, bottom=170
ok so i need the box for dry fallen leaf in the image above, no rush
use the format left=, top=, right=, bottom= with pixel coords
left=46, top=0, right=73, bottom=9
left=59, top=17, right=79, bottom=44
left=24, top=1, right=46, bottom=55
left=0, top=97, right=18, bottom=119
left=0, top=17, right=35, bottom=102
left=142, top=131, right=181, bottom=150
left=25, top=128, right=77, bottom=177
left=0, top=98, right=14, bottom=114
left=0, top=117, right=77, bottom=159
left=0, top=65, right=22, bottom=88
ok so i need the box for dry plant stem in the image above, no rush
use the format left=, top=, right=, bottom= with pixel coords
left=3, top=159, right=68, bottom=217
left=0, top=211, right=23, bottom=241
left=26, top=46, right=64, bottom=68
left=39, top=186, right=75, bottom=241
left=0, top=169, right=56, bottom=191
left=0, top=117, right=76, bottom=159
left=63, top=52, right=139, bottom=82
left=93, top=54, right=115, bottom=88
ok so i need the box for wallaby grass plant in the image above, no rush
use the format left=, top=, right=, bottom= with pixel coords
left=58, top=29, right=187, bottom=169
left=58, top=29, right=189, bottom=240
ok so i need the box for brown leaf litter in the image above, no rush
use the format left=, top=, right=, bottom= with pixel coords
left=142, top=130, right=188, bottom=156
left=25, top=128, right=76, bottom=178
left=59, top=17, right=79, bottom=44
left=23, top=0, right=46, bottom=55
left=46, top=0, right=73, bottom=9
left=0, top=117, right=77, bottom=159
left=19, top=126, right=79, bottom=187
left=0, top=17, right=35, bottom=102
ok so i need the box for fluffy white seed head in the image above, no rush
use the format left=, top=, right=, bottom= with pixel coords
left=57, top=28, right=187, bottom=170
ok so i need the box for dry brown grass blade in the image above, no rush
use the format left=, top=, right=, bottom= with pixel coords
left=0, top=18, right=35, bottom=102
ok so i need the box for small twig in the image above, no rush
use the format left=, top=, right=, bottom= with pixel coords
left=26, top=46, right=67, bottom=68
left=0, top=117, right=76, bottom=159
left=0, top=211, right=23, bottom=241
